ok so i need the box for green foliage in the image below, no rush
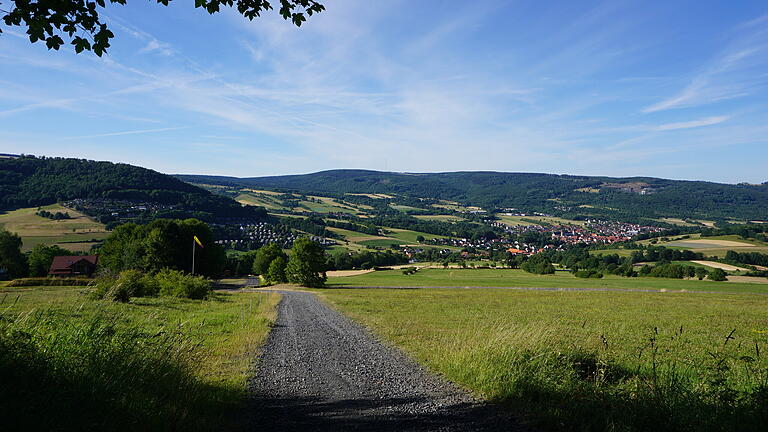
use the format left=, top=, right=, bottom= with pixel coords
left=252, top=243, right=287, bottom=275
left=286, top=238, right=327, bottom=287
left=0, top=309, right=224, bottom=430
left=156, top=269, right=212, bottom=300
left=180, top=170, right=768, bottom=221
left=267, top=256, right=287, bottom=283
left=27, top=244, right=72, bottom=277
left=402, top=267, right=418, bottom=275
left=99, top=218, right=225, bottom=277
left=695, top=267, right=708, bottom=280
left=0, top=156, right=263, bottom=220
left=521, top=254, right=555, bottom=275
left=574, top=269, right=603, bottom=278
left=92, top=269, right=209, bottom=301
left=0, top=227, right=27, bottom=279
left=649, top=263, right=696, bottom=279
left=1, top=0, right=324, bottom=56
left=708, top=268, right=728, bottom=282
left=35, top=209, right=70, bottom=220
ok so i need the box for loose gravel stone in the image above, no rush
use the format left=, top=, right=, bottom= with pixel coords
left=245, top=290, right=526, bottom=431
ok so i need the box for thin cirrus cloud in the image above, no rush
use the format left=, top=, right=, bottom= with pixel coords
left=654, top=116, right=730, bottom=131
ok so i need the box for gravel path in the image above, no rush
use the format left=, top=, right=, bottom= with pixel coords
left=246, top=290, right=524, bottom=431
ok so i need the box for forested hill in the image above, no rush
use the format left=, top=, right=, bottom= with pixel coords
left=176, top=170, right=768, bottom=221
left=0, top=156, right=259, bottom=218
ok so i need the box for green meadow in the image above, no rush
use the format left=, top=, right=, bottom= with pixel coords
left=319, top=286, right=768, bottom=431
left=0, top=285, right=279, bottom=430
left=328, top=268, right=768, bottom=294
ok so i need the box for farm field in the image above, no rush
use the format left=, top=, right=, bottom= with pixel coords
left=235, top=192, right=286, bottom=210
left=1, top=285, right=280, bottom=429
left=319, top=287, right=768, bottom=431
left=0, top=204, right=109, bottom=252
left=327, top=268, right=768, bottom=293
left=412, top=214, right=466, bottom=222
left=496, top=214, right=586, bottom=226
left=645, top=234, right=768, bottom=258
left=589, top=248, right=638, bottom=257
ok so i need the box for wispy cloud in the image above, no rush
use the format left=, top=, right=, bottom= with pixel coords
left=655, top=115, right=729, bottom=131
left=643, top=18, right=768, bottom=113
left=62, top=127, right=188, bottom=140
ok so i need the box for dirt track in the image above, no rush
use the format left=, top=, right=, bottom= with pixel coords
left=246, top=291, right=524, bottom=431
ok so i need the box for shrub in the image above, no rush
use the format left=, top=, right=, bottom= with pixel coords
left=156, top=269, right=212, bottom=300
left=574, top=269, right=603, bottom=279
left=708, top=268, right=728, bottom=281
left=402, top=267, right=418, bottom=275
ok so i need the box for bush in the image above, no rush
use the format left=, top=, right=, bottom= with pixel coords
left=156, top=269, right=212, bottom=300
left=574, top=269, right=603, bottom=279
left=402, top=267, right=418, bottom=275
left=708, top=268, right=728, bottom=282
left=91, top=269, right=210, bottom=301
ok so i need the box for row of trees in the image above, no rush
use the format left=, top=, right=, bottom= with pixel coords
left=0, top=228, right=82, bottom=279
left=250, top=239, right=328, bottom=287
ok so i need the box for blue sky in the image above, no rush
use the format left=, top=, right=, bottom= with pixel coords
left=1, top=0, right=767, bottom=183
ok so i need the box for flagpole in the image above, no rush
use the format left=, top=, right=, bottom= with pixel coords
left=192, top=237, right=196, bottom=275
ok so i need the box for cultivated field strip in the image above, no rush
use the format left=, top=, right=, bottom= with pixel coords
left=247, top=291, right=524, bottom=431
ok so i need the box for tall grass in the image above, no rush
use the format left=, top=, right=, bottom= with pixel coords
left=0, top=289, right=280, bottom=431
left=431, top=321, right=768, bottom=431
left=322, top=288, right=768, bottom=431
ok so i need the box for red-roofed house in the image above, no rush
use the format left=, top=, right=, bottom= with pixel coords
left=48, top=255, right=99, bottom=277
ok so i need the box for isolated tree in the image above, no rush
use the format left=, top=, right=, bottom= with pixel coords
left=0, top=228, right=27, bottom=278
left=253, top=243, right=287, bottom=275
left=27, top=244, right=72, bottom=277
left=1, top=0, right=325, bottom=56
left=708, top=268, right=728, bottom=282
left=285, top=237, right=327, bottom=287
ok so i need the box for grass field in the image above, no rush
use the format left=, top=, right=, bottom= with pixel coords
left=0, top=285, right=279, bottom=429
left=235, top=192, right=286, bottom=209
left=0, top=204, right=109, bottom=252
left=319, top=287, right=768, bottom=431
left=328, top=268, right=768, bottom=293
left=590, top=248, right=639, bottom=257
left=496, top=214, right=586, bottom=227
left=413, top=214, right=466, bottom=222
left=383, top=227, right=448, bottom=243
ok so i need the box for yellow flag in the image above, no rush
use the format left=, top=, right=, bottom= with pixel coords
left=194, top=236, right=204, bottom=248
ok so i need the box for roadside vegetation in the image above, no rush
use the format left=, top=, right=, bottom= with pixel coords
left=0, top=284, right=279, bottom=431
left=320, top=288, right=768, bottom=431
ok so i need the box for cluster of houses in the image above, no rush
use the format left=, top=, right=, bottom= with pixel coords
left=64, top=199, right=178, bottom=223
left=213, top=222, right=335, bottom=250
left=490, top=219, right=664, bottom=246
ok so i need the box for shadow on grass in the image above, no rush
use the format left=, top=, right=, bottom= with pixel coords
left=0, top=311, right=246, bottom=431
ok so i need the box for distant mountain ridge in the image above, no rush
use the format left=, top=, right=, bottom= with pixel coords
left=0, top=156, right=257, bottom=218
left=175, top=170, right=768, bottom=221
